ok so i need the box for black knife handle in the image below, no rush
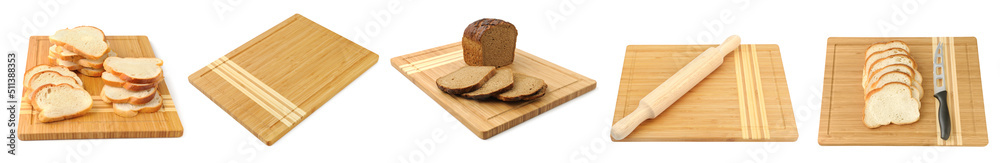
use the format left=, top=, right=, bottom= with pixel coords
left=934, top=91, right=951, bottom=140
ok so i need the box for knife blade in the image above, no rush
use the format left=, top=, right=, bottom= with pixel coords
left=933, top=42, right=951, bottom=140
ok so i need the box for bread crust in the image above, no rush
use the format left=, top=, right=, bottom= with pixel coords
left=462, top=18, right=517, bottom=66
left=25, top=70, right=82, bottom=102
left=104, top=76, right=159, bottom=91
left=32, top=83, right=92, bottom=123
left=104, top=57, right=164, bottom=84
left=862, top=82, right=920, bottom=128
left=863, top=41, right=909, bottom=59
left=79, top=67, right=104, bottom=77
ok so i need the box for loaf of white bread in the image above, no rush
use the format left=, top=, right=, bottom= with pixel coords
left=100, top=57, right=164, bottom=117
left=862, top=40, right=922, bottom=128
left=48, top=26, right=112, bottom=77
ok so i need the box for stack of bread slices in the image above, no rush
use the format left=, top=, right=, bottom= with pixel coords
left=100, top=57, right=165, bottom=117
left=48, top=26, right=115, bottom=77
left=435, top=18, right=547, bottom=102
left=862, top=40, right=923, bottom=128
left=24, top=65, right=91, bottom=123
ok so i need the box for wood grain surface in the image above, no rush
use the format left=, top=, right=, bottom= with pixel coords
left=19, top=36, right=182, bottom=140
left=189, top=14, right=378, bottom=145
left=612, top=44, right=798, bottom=142
left=819, top=37, right=987, bottom=146
left=391, top=42, right=596, bottom=139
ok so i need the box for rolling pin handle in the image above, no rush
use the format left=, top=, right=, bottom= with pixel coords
left=611, top=104, right=655, bottom=140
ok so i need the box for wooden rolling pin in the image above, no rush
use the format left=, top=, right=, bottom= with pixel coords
left=611, top=35, right=742, bottom=140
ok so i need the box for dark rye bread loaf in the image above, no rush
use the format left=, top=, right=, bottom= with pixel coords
left=495, top=73, right=546, bottom=101
left=462, top=18, right=517, bottom=66
left=436, top=66, right=496, bottom=94
left=461, top=67, right=514, bottom=100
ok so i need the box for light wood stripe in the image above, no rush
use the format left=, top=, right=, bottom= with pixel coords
left=933, top=38, right=943, bottom=146
left=735, top=45, right=749, bottom=139
left=399, top=51, right=462, bottom=74
left=751, top=44, right=770, bottom=139
left=212, top=57, right=292, bottom=126
left=222, top=58, right=306, bottom=117
left=947, top=37, right=963, bottom=145
left=216, top=60, right=303, bottom=125
left=735, top=44, right=770, bottom=140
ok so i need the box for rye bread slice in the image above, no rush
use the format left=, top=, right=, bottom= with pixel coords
left=495, top=73, right=546, bottom=101
left=437, top=66, right=496, bottom=94
left=461, top=67, right=514, bottom=100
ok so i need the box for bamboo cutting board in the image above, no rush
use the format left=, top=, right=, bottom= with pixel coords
left=19, top=36, right=182, bottom=140
left=189, top=14, right=378, bottom=145
left=612, top=44, right=797, bottom=142
left=391, top=42, right=596, bottom=139
left=819, top=37, right=987, bottom=146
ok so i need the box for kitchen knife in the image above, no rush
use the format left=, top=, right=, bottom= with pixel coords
left=611, top=35, right=741, bottom=140
left=933, top=42, right=951, bottom=140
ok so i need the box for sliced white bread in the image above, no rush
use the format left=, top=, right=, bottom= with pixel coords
left=47, top=54, right=82, bottom=70
left=864, top=54, right=916, bottom=83
left=77, top=50, right=115, bottom=69
left=102, top=72, right=157, bottom=91
left=103, top=57, right=163, bottom=84
left=49, top=26, right=109, bottom=60
left=101, top=85, right=156, bottom=105
left=863, top=82, right=921, bottom=128
left=862, top=48, right=908, bottom=76
left=865, top=64, right=922, bottom=87
left=31, top=84, right=92, bottom=123
left=24, top=65, right=82, bottom=87
left=865, top=71, right=922, bottom=99
left=79, top=67, right=104, bottom=77
left=107, top=93, right=162, bottom=117
left=864, top=41, right=910, bottom=60
left=25, top=71, right=83, bottom=103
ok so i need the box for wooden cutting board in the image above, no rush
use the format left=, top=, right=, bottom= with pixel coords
left=391, top=42, right=596, bottom=139
left=189, top=14, right=378, bottom=145
left=613, top=44, right=798, bottom=142
left=19, top=36, right=182, bottom=140
left=819, top=37, right=987, bottom=146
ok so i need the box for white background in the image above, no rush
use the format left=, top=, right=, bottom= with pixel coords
left=1, top=0, right=998, bottom=162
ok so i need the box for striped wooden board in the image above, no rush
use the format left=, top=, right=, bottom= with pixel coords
left=820, top=37, right=987, bottom=146
left=19, top=36, right=182, bottom=140
left=390, top=42, right=596, bottom=139
left=189, top=14, right=378, bottom=145
left=613, top=44, right=798, bottom=142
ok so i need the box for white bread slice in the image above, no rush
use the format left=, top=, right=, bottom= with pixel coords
left=50, top=45, right=113, bottom=64
left=31, top=84, right=92, bottom=123
left=865, top=64, right=922, bottom=87
left=76, top=50, right=115, bottom=69
left=47, top=54, right=82, bottom=70
left=103, top=57, right=163, bottom=84
left=863, top=82, right=921, bottom=128
left=864, top=41, right=910, bottom=60
left=864, top=54, right=916, bottom=82
left=24, top=65, right=82, bottom=87
left=865, top=71, right=922, bottom=99
left=49, top=26, right=109, bottom=60
left=79, top=67, right=104, bottom=77
left=108, top=93, right=162, bottom=117
left=862, top=48, right=907, bottom=75
left=101, top=85, right=156, bottom=105
left=102, top=72, right=157, bottom=91
left=25, top=71, right=83, bottom=102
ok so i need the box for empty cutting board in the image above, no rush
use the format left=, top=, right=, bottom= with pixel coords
left=613, top=44, right=798, bottom=142
left=189, top=14, right=378, bottom=145
left=391, top=42, right=596, bottom=139
left=819, top=37, right=987, bottom=146
left=19, top=36, right=182, bottom=140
